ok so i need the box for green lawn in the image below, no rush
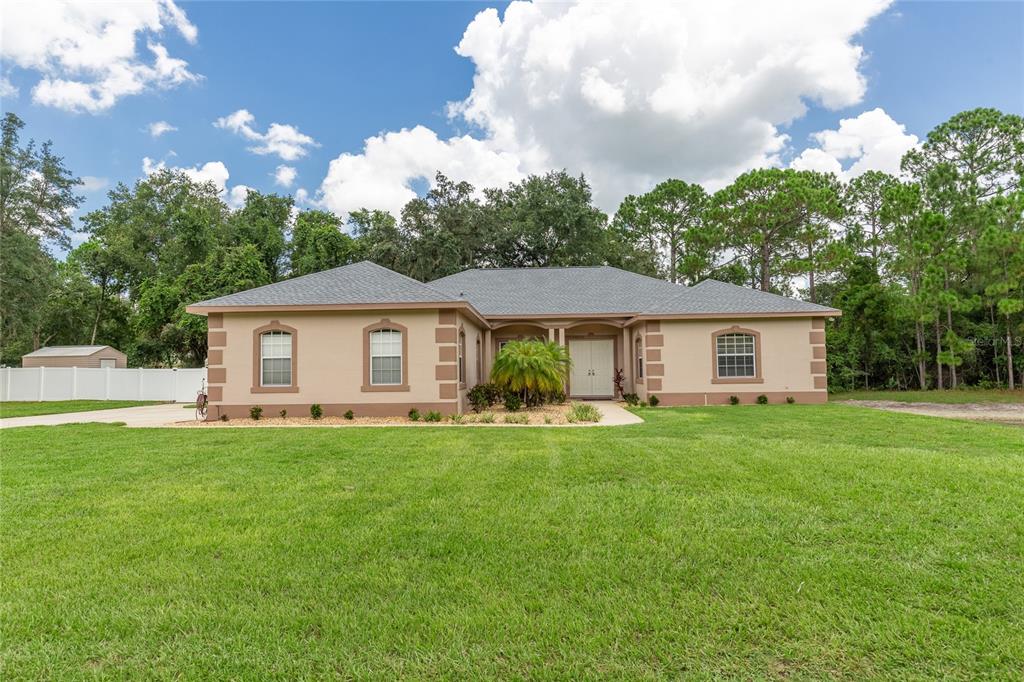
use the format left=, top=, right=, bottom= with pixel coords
left=2, top=406, right=1022, bottom=679
left=832, top=388, right=1024, bottom=403
left=0, top=400, right=163, bottom=419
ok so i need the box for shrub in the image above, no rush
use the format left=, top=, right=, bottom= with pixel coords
left=613, top=368, right=625, bottom=397
left=478, top=412, right=495, bottom=423
left=503, top=413, right=529, bottom=424
left=648, top=394, right=660, bottom=407
left=491, top=340, right=571, bottom=407
left=249, top=405, right=263, bottom=420
left=344, top=409, right=354, bottom=420
left=729, top=395, right=740, bottom=405
left=468, top=383, right=501, bottom=412
left=279, top=409, right=287, bottom=419
left=757, top=394, right=769, bottom=405
left=567, top=402, right=602, bottom=423
left=786, top=396, right=796, bottom=404
left=310, top=403, right=323, bottom=419
left=408, top=408, right=420, bottom=421
left=546, top=387, right=567, bottom=405
left=503, top=391, right=523, bottom=412
left=449, top=413, right=464, bottom=424
left=622, top=392, right=640, bottom=406
left=543, top=415, right=552, bottom=424
left=424, top=410, right=442, bottom=422
left=219, top=413, right=229, bottom=422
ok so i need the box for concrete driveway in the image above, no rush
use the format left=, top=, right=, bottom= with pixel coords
left=0, top=403, right=196, bottom=429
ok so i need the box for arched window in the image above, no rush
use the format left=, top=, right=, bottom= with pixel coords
left=458, top=329, right=466, bottom=385
left=715, top=332, right=756, bottom=378
left=369, top=329, right=403, bottom=385
left=260, top=330, right=292, bottom=386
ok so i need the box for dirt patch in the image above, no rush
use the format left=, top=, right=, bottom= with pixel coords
left=839, top=400, right=1024, bottom=425
left=179, top=403, right=588, bottom=427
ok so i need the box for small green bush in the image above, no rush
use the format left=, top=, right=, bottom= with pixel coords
left=566, top=402, right=601, bottom=423
left=648, top=394, right=660, bottom=407
left=219, top=413, right=229, bottom=422
left=729, top=395, right=740, bottom=405
left=278, top=409, right=287, bottom=418
left=424, top=410, right=442, bottom=422
left=344, top=409, right=354, bottom=420
left=408, top=408, right=420, bottom=421
left=756, top=394, right=769, bottom=405
left=543, top=415, right=552, bottom=424
left=249, top=405, right=263, bottom=420
left=503, top=413, right=529, bottom=424
left=503, top=392, right=523, bottom=412
left=622, top=393, right=640, bottom=406
left=310, top=403, right=323, bottom=419
left=546, top=387, right=567, bottom=404
left=786, top=396, right=796, bottom=404
left=449, top=413, right=464, bottom=424
left=468, top=383, right=501, bottom=412
left=478, top=412, right=495, bottom=423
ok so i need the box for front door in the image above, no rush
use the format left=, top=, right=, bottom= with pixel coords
left=568, top=338, right=614, bottom=397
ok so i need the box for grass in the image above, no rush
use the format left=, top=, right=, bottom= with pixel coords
left=832, top=388, right=1024, bottom=404
left=2, top=405, right=1023, bottom=678
left=0, top=400, right=162, bottom=419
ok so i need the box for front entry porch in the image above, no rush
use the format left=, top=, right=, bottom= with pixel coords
left=567, top=338, right=615, bottom=398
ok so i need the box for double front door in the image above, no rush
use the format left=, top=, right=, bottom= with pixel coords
left=568, top=338, right=614, bottom=397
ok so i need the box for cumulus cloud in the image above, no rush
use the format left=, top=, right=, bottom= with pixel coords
left=147, top=120, right=177, bottom=138
left=273, top=165, right=298, bottom=188
left=141, top=156, right=249, bottom=208
left=318, top=0, right=893, bottom=215
left=214, top=109, right=319, bottom=161
left=0, top=0, right=201, bottom=113
left=790, top=107, right=920, bottom=179
left=80, top=176, right=108, bottom=192
left=0, top=76, right=18, bottom=99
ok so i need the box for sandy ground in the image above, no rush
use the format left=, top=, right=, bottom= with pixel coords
left=839, top=400, right=1024, bottom=425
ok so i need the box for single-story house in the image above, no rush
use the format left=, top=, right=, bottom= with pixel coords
left=185, top=261, right=840, bottom=419
left=21, top=345, right=128, bottom=368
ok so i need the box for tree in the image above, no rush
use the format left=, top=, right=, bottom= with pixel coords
left=484, top=171, right=611, bottom=269
left=349, top=209, right=406, bottom=274
left=489, top=340, right=571, bottom=404
left=0, top=228, right=55, bottom=363
left=290, top=210, right=358, bottom=276
left=978, top=191, right=1024, bottom=388
left=612, top=180, right=715, bottom=284
left=0, top=112, right=83, bottom=248
left=842, top=171, right=898, bottom=271
left=227, top=190, right=293, bottom=281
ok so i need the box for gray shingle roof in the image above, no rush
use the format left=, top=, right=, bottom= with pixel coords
left=191, top=261, right=459, bottom=307
left=23, top=345, right=114, bottom=357
left=429, top=266, right=690, bottom=315
left=644, top=279, right=839, bottom=316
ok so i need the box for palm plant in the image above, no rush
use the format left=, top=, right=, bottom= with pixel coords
left=490, top=340, right=571, bottom=405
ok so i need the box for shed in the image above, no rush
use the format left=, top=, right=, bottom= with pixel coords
left=22, top=345, right=128, bottom=368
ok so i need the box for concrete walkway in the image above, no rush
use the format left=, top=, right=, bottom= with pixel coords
left=589, top=400, right=645, bottom=426
left=0, top=403, right=195, bottom=429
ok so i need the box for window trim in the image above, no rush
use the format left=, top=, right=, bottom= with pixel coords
left=635, top=334, right=644, bottom=382
left=251, top=321, right=299, bottom=393
left=457, top=326, right=467, bottom=388
left=362, top=319, right=410, bottom=392
left=711, top=326, right=764, bottom=384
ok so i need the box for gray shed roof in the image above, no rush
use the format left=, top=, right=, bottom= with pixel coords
left=23, top=345, right=118, bottom=357
left=190, top=261, right=459, bottom=307
left=429, top=266, right=689, bottom=316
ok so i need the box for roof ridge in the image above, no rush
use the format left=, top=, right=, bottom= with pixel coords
left=359, top=261, right=460, bottom=301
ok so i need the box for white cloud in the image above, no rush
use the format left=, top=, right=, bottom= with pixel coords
left=318, top=0, right=893, bottom=214
left=80, top=176, right=108, bottom=192
left=0, top=76, right=17, bottom=99
left=214, top=109, right=319, bottom=161
left=273, top=165, right=298, bottom=188
left=141, top=156, right=248, bottom=208
left=147, top=120, right=177, bottom=138
left=791, top=107, right=920, bottom=179
left=0, top=1, right=201, bottom=113
left=295, top=188, right=310, bottom=204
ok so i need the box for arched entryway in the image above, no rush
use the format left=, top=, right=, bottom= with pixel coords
left=565, top=322, right=621, bottom=399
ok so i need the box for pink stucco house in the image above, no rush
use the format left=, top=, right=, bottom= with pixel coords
left=186, top=261, right=839, bottom=419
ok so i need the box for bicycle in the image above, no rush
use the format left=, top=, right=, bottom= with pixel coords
left=195, top=378, right=208, bottom=421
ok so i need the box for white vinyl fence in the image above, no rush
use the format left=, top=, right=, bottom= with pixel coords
left=0, top=367, right=206, bottom=403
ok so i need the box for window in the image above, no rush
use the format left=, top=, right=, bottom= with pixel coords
left=261, top=331, right=292, bottom=386
left=458, top=330, right=466, bottom=384
left=716, top=333, right=756, bottom=378
left=635, top=336, right=644, bottom=379
left=370, top=329, right=402, bottom=385
left=99, top=358, right=116, bottom=369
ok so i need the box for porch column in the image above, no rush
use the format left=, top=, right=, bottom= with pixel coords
left=483, top=328, right=493, bottom=378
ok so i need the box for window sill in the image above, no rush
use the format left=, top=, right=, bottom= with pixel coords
left=361, top=384, right=410, bottom=393
left=711, top=377, right=764, bottom=384
left=252, top=385, right=300, bottom=393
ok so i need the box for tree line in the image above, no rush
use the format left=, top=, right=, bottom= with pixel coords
left=1, top=108, right=1021, bottom=391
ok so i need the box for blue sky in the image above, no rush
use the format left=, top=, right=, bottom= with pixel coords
left=1, top=1, right=1021, bottom=251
